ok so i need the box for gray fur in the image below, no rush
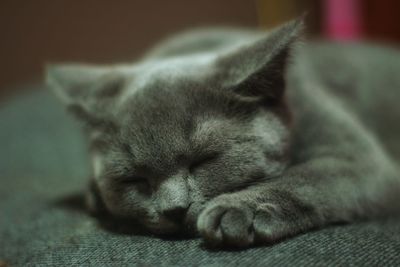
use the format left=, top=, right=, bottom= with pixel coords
left=47, top=18, right=400, bottom=247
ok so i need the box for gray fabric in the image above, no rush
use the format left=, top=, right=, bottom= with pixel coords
left=1, top=87, right=400, bottom=266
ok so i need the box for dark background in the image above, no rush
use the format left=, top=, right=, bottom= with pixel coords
left=0, top=0, right=399, bottom=100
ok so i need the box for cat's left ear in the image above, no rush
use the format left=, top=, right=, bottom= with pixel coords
left=46, top=64, right=125, bottom=126
left=218, top=17, right=304, bottom=102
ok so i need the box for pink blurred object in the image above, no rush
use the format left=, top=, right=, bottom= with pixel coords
left=324, top=0, right=363, bottom=41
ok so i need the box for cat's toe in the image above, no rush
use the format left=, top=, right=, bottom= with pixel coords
left=219, top=207, right=254, bottom=246
left=252, top=207, right=286, bottom=243
left=197, top=202, right=254, bottom=247
left=197, top=204, right=225, bottom=244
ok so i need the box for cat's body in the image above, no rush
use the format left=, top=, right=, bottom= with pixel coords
left=47, top=19, right=400, bottom=248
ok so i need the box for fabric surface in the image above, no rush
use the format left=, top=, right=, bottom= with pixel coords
left=1, top=87, right=400, bottom=267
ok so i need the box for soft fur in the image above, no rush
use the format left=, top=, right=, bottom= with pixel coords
left=47, top=18, right=400, bottom=248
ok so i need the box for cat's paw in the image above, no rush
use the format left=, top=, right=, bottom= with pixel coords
left=197, top=193, right=313, bottom=247
left=197, top=198, right=255, bottom=247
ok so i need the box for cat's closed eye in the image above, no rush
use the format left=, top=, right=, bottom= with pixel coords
left=119, top=176, right=148, bottom=185
left=118, top=176, right=152, bottom=195
left=189, top=152, right=219, bottom=173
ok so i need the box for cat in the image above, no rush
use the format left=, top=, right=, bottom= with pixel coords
left=46, top=18, right=400, bottom=248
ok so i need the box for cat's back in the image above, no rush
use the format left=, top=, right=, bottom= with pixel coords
left=291, top=42, right=400, bottom=160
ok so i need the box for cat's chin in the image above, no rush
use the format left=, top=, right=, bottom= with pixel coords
left=148, top=218, right=195, bottom=236
left=145, top=216, right=183, bottom=235
left=146, top=202, right=205, bottom=236
left=148, top=225, right=180, bottom=235
left=149, top=221, right=198, bottom=237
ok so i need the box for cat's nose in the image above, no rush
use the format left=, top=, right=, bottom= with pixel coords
left=163, top=206, right=188, bottom=223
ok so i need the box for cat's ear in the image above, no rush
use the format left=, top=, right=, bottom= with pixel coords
left=46, top=64, right=125, bottom=126
left=218, top=17, right=304, bottom=102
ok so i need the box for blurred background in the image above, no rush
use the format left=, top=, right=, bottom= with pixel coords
left=0, top=0, right=399, bottom=101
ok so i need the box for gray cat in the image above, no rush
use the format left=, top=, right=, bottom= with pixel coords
left=47, top=18, right=400, bottom=248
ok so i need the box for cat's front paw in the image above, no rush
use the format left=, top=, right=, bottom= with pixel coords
left=197, top=198, right=255, bottom=247
left=197, top=193, right=314, bottom=247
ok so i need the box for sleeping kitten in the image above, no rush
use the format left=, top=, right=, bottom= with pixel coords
left=47, top=18, right=400, bottom=247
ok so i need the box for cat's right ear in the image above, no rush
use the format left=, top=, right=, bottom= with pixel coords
left=46, top=64, right=125, bottom=127
left=217, top=17, right=304, bottom=103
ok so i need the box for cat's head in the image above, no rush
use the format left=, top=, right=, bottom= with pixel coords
left=47, top=19, right=302, bottom=234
